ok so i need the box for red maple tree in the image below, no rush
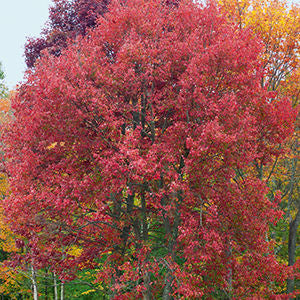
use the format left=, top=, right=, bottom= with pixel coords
left=4, top=0, right=296, bottom=298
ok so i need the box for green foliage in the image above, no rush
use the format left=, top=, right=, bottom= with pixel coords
left=0, top=63, right=8, bottom=99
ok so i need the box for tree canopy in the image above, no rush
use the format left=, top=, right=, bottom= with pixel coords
left=1, top=0, right=298, bottom=298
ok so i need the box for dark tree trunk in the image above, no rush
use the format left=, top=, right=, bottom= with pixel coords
left=287, top=206, right=300, bottom=295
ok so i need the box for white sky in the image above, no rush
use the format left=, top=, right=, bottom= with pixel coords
left=0, top=0, right=53, bottom=89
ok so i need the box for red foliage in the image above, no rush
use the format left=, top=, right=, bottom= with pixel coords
left=4, top=0, right=296, bottom=297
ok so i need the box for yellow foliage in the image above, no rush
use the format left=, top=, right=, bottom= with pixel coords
left=0, top=98, right=10, bottom=113
left=0, top=92, right=11, bottom=123
left=47, top=142, right=58, bottom=150
left=219, top=0, right=300, bottom=90
left=0, top=264, right=31, bottom=298
left=0, top=172, right=8, bottom=198
left=46, top=141, right=65, bottom=150
left=67, top=245, right=83, bottom=257
left=81, top=289, right=97, bottom=295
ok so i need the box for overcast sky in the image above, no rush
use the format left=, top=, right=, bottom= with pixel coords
left=0, top=0, right=53, bottom=89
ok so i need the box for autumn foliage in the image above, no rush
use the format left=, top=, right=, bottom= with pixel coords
left=2, top=0, right=297, bottom=298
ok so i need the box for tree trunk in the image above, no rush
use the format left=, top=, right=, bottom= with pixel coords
left=143, top=272, right=152, bottom=300
left=287, top=206, right=300, bottom=295
left=226, top=238, right=233, bottom=299
left=53, top=272, right=58, bottom=300
left=45, top=269, right=49, bottom=300
left=60, top=282, right=64, bottom=300
left=162, top=272, right=173, bottom=300
left=286, top=156, right=298, bottom=296
left=31, top=264, right=38, bottom=300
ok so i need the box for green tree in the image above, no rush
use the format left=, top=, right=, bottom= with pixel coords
left=0, top=63, right=8, bottom=99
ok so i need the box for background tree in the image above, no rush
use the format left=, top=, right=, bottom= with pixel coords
left=24, top=0, right=109, bottom=68
left=0, top=74, right=32, bottom=299
left=0, top=63, right=8, bottom=99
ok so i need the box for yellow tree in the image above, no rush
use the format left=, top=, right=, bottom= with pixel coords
left=219, top=0, right=300, bottom=295
left=219, top=0, right=299, bottom=89
left=0, top=94, right=32, bottom=298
